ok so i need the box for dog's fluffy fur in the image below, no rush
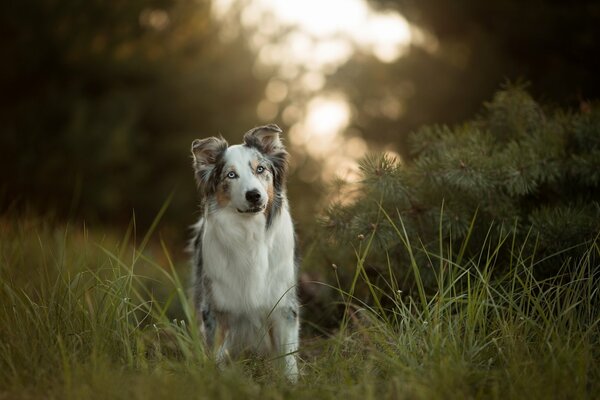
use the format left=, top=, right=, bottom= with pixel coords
left=189, top=124, right=299, bottom=381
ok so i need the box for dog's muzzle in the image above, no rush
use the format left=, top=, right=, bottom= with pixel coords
left=237, top=204, right=266, bottom=214
left=239, top=189, right=265, bottom=214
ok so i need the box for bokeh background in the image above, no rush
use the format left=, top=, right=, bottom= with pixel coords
left=2, top=0, right=600, bottom=246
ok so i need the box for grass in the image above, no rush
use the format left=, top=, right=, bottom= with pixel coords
left=0, top=213, right=598, bottom=399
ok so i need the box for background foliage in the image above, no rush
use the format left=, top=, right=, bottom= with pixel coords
left=317, top=86, right=600, bottom=303
left=346, top=0, right=600, bottom=156
left=1, top=0, right=268, bottom=229
left=2, top=0, right=600, bottom=236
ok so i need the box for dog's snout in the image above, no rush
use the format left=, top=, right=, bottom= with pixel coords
left=245, top=189, right=262, bottom=204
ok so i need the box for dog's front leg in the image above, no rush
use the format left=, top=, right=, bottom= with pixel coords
left=215, top=338, right=231, bottom=369
left=272, top=306, right=300, bottom=382
left=214, top=311, right=232, bottom=368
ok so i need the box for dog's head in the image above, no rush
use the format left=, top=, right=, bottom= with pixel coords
left=191, top=124, right=288, bottom=221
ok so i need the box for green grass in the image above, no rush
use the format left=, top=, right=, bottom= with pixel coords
left=0, top=214, right=598, bottom=399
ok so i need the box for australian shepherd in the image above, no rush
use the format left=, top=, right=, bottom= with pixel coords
left=189, top=124, right=299, bottom=381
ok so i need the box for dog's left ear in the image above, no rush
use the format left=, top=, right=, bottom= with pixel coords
left=244, top=124, right=288, bottom=187
left=243, top=124, right=285, bottom=154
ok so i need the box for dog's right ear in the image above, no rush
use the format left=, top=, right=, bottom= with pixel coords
left=191, top=136, right=228, bottom=190
left=243, top=124, right=284, bottom=155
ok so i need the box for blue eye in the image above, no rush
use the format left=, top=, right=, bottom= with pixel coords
left=256, top=166, right=265, bottom=174
left=227, top=171, right=237, bottom=179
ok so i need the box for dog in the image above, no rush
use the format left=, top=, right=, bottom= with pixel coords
left=189, top=124, right=299, bottom=381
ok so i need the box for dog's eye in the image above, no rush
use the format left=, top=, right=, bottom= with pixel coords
left=226, top=171, right=238, bottom=179
left=256, top=166, right=265, bottom=174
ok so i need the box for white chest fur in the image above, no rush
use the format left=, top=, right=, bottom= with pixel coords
left=202, top=207, right=296, bottom=314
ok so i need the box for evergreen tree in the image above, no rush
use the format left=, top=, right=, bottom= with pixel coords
left=318, top=86, right=600, bottom=296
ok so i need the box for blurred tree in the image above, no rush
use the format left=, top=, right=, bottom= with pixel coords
left=0, top=0, right=268, bottom=230
left=336, top=0, right=600, bottom=157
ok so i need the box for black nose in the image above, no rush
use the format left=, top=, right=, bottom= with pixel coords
left=245, top=189, right=262, bottom=204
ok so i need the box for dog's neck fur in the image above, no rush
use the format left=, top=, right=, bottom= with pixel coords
left=202, top=199, right=295, bottom=314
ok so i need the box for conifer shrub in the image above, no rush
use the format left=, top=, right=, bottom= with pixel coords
left=317, top=86, right=600, bottom=297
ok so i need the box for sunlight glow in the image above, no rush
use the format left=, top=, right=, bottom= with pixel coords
left=289, top=95, right=368, bottom=183
left=289, top=95, right=353, bottom=157
left=212, top=0, right=412, bottom=181
left=214, top=0, right=414, bottom=67
left=305, top=96, right=350, bottom=140
left=360, top=12, right=412, bottom=63
left=263, top=0, right=368, bottom=38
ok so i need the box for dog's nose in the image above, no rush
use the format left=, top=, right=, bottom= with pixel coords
left=245, top=189, right=262, bottom=204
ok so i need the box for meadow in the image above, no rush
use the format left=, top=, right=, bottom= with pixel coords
left=3, top=0, right=599, bottom=398
left=1, top=209, right=598, bottom=399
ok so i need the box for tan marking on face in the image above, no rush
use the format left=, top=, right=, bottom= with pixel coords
left=265, top=180, right=275, bottom=218
left=216, top=181, right=231, bottom=207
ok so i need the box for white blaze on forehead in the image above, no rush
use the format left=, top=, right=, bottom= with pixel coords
left=224, top=144, right=261, bottom=171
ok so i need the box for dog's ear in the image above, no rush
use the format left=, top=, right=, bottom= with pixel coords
left=191, top=136, right=227, bottom=165
left=243, top=124, right=288, bottom=188
left=243, top=124, right=284, bottom=154
left=191, top=136, right=228, bottom=190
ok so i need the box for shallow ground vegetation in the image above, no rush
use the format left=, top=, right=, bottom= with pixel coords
left=0, top=215, right=598, bottom=399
